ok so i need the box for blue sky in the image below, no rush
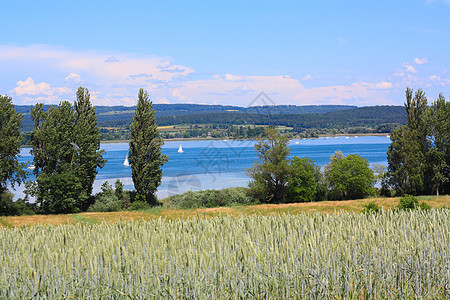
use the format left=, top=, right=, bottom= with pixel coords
left=1, top=0, right=449, bottom=106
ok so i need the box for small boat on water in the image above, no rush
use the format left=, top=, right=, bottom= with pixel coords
left=345, top=136, right=350, bottom=139
left=178, top=144, right=184, bottom=153
left=123, top=155, right=130, bottom=167
left=28, top=165, right=35, bottom=170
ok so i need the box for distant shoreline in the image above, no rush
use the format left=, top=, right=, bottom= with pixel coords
left=100, top=133, right=390, bottom=144
left=20, top=133, right=391, bottom=148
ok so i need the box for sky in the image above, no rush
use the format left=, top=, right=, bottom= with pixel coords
left=0, top=0, right=449, bottom=107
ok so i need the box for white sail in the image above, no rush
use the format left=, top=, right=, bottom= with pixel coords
left=178, top=144, right=184, bottom=153
left=123, top=155, right=130, bottom=167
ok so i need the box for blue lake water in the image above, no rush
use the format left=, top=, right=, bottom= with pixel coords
left=16, top=136, right=391, bottom=199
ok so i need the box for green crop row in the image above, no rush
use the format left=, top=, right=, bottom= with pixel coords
left=0, top=210, right=448, bottom=299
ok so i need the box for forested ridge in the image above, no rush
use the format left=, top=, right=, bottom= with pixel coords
left=16, top=104, right=405, bottom=132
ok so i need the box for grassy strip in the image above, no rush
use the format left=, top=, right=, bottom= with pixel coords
left=70, top=214, right=99, bottom=225
left=1, top=195, right=448, bottom=227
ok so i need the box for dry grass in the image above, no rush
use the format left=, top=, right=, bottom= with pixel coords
left=1, top=195, right=448, bottom=227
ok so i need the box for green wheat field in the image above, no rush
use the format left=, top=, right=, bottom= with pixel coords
left=0, top=210, right=449, bottom=299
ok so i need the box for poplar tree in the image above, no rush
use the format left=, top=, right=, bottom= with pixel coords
left=0, top=95, right=26, bottom=194
left=386, top=88, right=428, bottom=196
left=73, top=87, right=106, bottom=209
left=129, top=89, right=168, bottom=205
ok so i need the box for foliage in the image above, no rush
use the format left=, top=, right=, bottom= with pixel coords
left=287, top=157, right=325, bottom=202
left=88, top=182, right=123, bottom=212
left=73, top=87, right=106, bottom=209
left=386, top=88, right=449, bottom=196
left=397, top=195, right=431, bottom=211
left=166, top=187, right=255, bottom=209
left=424, top=93, right=450, bottom=195
left=324, top=151, right=375, bottom=200
left=128, top=200, right=151, bottom=211
left=114, top=179, right=124, bottom=199
left=0, top=211, right=448, bottom=298
left=0, top=191, right=34, bottom=216
left=0, top=95, right=27, bottom=194
left=363, top=202, right=381, bottom=214
left=129, top=89, right=168, bottom=205
left=247, top=128, right=291, bottom=203
left=30, top=88, right=105, bottom=214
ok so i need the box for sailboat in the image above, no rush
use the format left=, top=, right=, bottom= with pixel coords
left=123, top=155, right=130, bottom=167
left=177, top=144, right=184, bottom=153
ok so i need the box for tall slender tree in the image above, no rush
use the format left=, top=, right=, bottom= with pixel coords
left=0, top=95, right=27, bottom=194
left=73, top=87, right=106, bottom=208
left=425, top=94, right=450, bottom=195
left=386, top=88, right=429, bottom=196
left=129, top=89, right=168, bottom=205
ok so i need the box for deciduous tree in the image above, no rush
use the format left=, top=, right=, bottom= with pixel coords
left=73, top=87, right=106, bottom=209
left=287, top=157, right=324, bottom=202
left=247, top=128, right=291, bottom=203
left=324, top=151, right=374, bottom=200
left=129, top=89, right=168, bottom=205
left=0, top=95, right=27, bottom=194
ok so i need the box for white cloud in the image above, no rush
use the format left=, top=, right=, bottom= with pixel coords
left=13, top=77, right=52, bottom=96
left=374, top=81, right=393, bottom=89
left=426, top=0, right=450, bottom=6
left=224, top=73, right=244, bottom=81
left=302, top=74, right=312, bottom=80
left=413, top=57, right=429, bottom=65
left=65, top=73, right=82, bottom=83
left=12, top=77, right=72, bottom=104
left=403, top=63, right=418, bottom=74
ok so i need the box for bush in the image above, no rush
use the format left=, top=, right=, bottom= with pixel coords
left=166, top=187, right=256, bottom=209
left=128, top=200, right=151, bottom=211
left=363, top=202, right=380, bottom=214
left=88, top=193, right=122, bottom=212
left=0, top=191, right=35, bottom=216
left=397, top=195, right=431, bottom=211
left=88, top=181, right=123, bottom=212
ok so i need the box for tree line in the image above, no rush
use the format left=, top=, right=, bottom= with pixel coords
left=1, top=87, right=448, bottom=215
left=247, top=88, right=449, bottom=204
left=1, top=88, right=167, bottom=215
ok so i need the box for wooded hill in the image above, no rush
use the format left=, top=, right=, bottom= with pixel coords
left=16, top=104, right=405, bottom=133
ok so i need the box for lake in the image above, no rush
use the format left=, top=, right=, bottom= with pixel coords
left=16, top=135, right=391, bottom=199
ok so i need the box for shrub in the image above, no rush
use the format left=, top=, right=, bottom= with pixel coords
left=88, top=181, right=123, bottom=212
left=128, top=200, right=151, bottom=211
left=0, top=191, right=35, bottom=216
left=88, top=193, right=122, bottom=212
left=363, top=202, right=380, bottom=214
left=397, top=195, right=431, bottom=211
left=167, top=187, right=256, bottom=209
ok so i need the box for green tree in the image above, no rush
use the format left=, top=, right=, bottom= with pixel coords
left=425, top=93, right=449, bottom=195
left=324, top=151, right=374, bottom=200
left=0, top=95, right=27, bottom=194
left=386, top=88, right=429, bottom=196
left=287, top=157, right=322, bottom=202
left=247, top=128, right=291, bottom=203
left=129, top=89, right=168, bottom=205
left=30, top=88, right=105, bottom=213
left=31, top=102, right=83, bottom=213
left=73, top=87, right=106, bottom=209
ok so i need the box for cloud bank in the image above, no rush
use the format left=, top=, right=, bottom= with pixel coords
left=0, top=45, right=446, bottom=107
